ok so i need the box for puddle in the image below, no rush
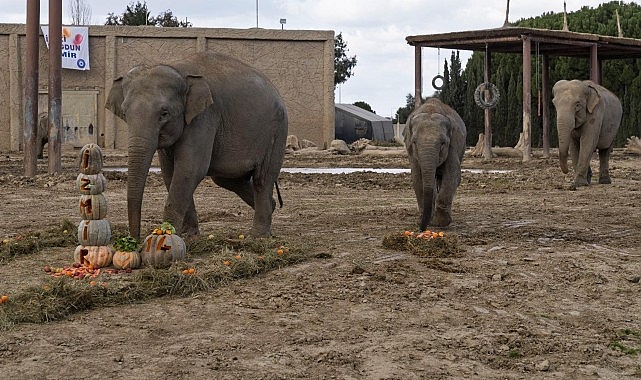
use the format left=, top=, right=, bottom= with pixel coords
left=103, top=167, right=511, bottom=175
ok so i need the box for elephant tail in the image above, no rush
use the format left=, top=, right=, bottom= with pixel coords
left=275, top=181, right=283, bottom=208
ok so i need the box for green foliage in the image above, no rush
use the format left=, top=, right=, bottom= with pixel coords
left=426, top=2, right=641, bottom=147
left=353, top=101, right=374, bottom=113
left=112, top=235, right=140, bottom=252
left=334, top=33, right=357, bottom=86
left=394, top=93, right=419, bottom=124
left=105, top=1, right=191, bottom=27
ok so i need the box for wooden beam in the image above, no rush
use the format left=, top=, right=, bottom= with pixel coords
left=590, top=44, right=600, bottom=83
left=483, top=47, right=493, bottom=160
left=542, top=54, right=550, bottom=157
left=24, top=0, right=39, bottom=177
left=414, top=45, right=422, bottom=108
left=522, top=36, right=532, bottom=162
left=48, top=0, right=62, bottom=174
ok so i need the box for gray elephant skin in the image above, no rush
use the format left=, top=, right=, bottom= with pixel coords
left=403, top=98, right=467, bottom=230
left=37, top=112, right=49, bottom=159
left=552, top=79, right=622, bottom=188
left=106, top=52, right=288, bottom=239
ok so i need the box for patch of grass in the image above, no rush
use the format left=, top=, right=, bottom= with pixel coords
left=0, top=232, right=309, bottom=331
left=508, top=350, right=522, bottom=358
left=0, top=219, right=76, bottom=263
left=382, top=231, right=461, bottom=257
left=609, top=328, right=641, bottom=355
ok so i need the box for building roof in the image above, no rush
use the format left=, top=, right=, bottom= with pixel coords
left=406, top=26, right=641, bottom=59
left=335, top=103, right=391, bottom=122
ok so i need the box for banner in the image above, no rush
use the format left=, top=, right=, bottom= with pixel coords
left=41, top=25, right=90, bottom=70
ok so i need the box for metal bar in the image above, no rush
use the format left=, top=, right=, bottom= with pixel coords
left=48, top=0, right=62, bottom=174
left=23, top=0, right=40, bottom=177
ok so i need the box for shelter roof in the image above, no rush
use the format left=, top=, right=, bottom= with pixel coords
left=335, top=103, right=392, bottom=122
left=406, top=26, right=641, bottom=59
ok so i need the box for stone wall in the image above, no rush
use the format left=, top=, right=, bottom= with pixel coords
left=0, top=24, right=335, bottom=152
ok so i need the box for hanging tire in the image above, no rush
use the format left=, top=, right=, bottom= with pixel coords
left=474, top=82, right=500, bottom=109
left=431, top=75, right=444, bottom=90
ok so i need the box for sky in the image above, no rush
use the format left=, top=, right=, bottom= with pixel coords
left=0, top=0, right=610, bottom=118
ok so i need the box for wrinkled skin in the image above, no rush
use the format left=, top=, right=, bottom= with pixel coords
left=37, top=113, right=48, bottom=159
left=106, top=52, right=288, bottom=239
left=403, top=98, right=467, bottom=230
left=552, top=79, right=622, bottom=189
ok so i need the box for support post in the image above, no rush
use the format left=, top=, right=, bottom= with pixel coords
left=482, top=48, right=493, bottom=160
left=24, top=0, right=40, bottom=177
left=414, top=45, right=422, bottom=109
left=542, top=54, right=550, bottom=157
left=522, top=36, right=532, bottom=162
left=590, top=44, right=600, bottom=84
left=48, top=0, right=63, bottom=174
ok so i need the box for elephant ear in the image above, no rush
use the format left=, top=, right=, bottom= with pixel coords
left=105, top=76, right=126, bottom=121
left=586, top=84, right=601, bottom=114
left=184, top=75, right=214, bottom=125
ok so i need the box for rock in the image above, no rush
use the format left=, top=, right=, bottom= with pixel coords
left=286, top=135, right=300, bottom=151
left=300, top=139, right=317, bottom=149
left=329, top=139, right=351, bottom=155
left=492, top=273, right=502, bottom=282
left=535, top=359, right=550, bottom=371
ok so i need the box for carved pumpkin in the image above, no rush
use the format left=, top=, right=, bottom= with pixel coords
left=74, top=245, right=113, bottom=268
left=112, top=250, right=141, bottom=269
left=79, top=143, right=104, bottom=175
left=77, top=219, right=111, bottom=246
left=141, top=233, right=186, bottom=268
left=76, top=173, right=107, bottom=195
left=79, top=194, right=108, bottom=220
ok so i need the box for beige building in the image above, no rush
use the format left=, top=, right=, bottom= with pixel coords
left=0, top=24, right=335, bottom=152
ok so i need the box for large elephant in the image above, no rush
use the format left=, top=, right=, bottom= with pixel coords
left=403, top=98, right=467, bottom=230
left=105, top=52, right=288, bottom=239
left=552, top=79, right=622, bottom=188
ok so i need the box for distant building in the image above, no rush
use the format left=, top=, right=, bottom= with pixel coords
left=334, top=103, right=394, bottom=144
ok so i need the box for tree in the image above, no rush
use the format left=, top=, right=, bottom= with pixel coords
left=394, top=94, right=417, bottom=124
left=154, top=10, right=192, bottom=27
left=105, top=1, right=191, bottom=27
left=334, top=33, right=357, bottom=87
left=69, top=0, right=92, bottom=25
left=353, top=101, right=374, bottom=113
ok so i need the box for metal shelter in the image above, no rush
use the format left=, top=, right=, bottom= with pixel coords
left=406, top=26, right=641, bottom=161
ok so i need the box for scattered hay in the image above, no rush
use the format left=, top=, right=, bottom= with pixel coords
left=0, top=229, right=309, bottom=331
left=0, top=219, right=76, bottom=263
left=382, top=231, right=461, bottom=257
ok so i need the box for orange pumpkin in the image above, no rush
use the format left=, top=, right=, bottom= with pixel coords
left=74, top=245, right=113, bottom=268
left=76, top=173, right=107, bottom=195
left=78, top=143, right=104, bottom=175
left=112, top=250, right=141, bottom=269
left=77, top=219, right=111, bottom=246
left=141, top=233, right=186, bottom=268
left=79, top=193, right=108, bottom=220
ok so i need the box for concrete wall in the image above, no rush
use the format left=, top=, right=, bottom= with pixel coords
left=0, top=24, right=335, bottom=152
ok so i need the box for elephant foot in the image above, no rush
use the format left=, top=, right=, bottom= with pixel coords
left=431, top=210, right=452, bottom=228
left=599, top=176, right=612, bottom=184
left=250, top=226, right=272, bottom=238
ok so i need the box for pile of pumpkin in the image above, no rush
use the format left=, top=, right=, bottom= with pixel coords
left=382, top=229, right=459, bottom=257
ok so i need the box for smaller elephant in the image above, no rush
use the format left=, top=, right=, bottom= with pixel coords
left=552, top=79, right=622, bottom=188
left=403, top=98, right=467, bottom=230
left=37, top=112, right=49, bottom=159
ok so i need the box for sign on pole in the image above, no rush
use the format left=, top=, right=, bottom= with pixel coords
left=41, top=25, right=90, bottom=70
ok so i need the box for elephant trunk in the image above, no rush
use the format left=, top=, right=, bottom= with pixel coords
left=556, top=113, right=574, bottom=174
left=127, top=136, right=157, bottom=239
left=418, top=148, right=438, bottom=231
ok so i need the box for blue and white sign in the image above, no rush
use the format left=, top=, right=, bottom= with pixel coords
left=41, top=25, right=90, bottom=71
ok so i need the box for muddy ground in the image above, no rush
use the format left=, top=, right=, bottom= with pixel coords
left=0, top=146, right=640, bottom=379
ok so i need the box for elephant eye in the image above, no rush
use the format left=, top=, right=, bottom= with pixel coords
left=159, top=109, right=170, bottom=121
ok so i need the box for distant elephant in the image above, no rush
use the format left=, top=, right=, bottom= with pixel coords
left=105, top=52, right=288, bottom=239
left=552, top=79, right=622, bottom=188
left=37, top=112, right=48, bottom=159
left=403, top=98, right=467, bottom=230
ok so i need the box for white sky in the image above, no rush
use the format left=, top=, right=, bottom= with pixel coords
left=0, top=1, right=609, bottom=117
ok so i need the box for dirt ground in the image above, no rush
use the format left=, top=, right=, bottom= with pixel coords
left=0, top=146, right=640, bottom=379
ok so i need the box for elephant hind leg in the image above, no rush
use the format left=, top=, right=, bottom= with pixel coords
left=598, top=147, right=612, bottom=184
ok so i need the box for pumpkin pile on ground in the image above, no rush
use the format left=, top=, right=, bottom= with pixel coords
left=382, top=230, right=460, bottom=257
left=140, top=222, right=187, bottom=269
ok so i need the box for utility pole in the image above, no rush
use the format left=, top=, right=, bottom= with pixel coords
left=24, top=0, right=40, bottom=176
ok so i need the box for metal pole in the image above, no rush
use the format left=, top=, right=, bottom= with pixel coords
left=48, top=0, right=63, bottom=174
left=24, top=0, right=40, bottom=177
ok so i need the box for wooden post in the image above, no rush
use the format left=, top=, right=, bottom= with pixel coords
left=24, top=0, right=40, bottom=177
left=590, top=44, right=600, bottom=84
left=414, top=45, right=422, bottom=109
left=521, top=36, right=532, bottom=162
left=48, top=0, right=63, bottom=174
left=542, top=54, right=550, bottom=157
left=482, top=47, right=493, bottom=160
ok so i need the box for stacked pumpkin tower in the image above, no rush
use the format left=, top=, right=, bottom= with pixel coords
left=74, top=144, right=113, bottom=269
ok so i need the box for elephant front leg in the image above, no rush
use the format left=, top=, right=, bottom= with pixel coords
left=165, top=180, right=201, bottom=239
left=597, top=147, right=612, bottom=184
left=431, top=171, right=459, bottom=227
